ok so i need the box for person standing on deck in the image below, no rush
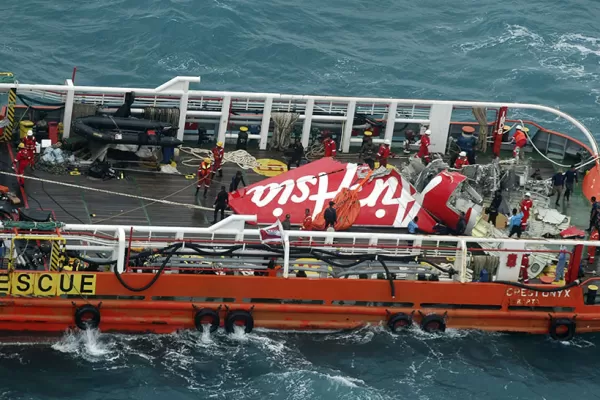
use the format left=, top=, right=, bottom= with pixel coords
left=520, top=253, right=530, bottom=284
left=359, top=137, right=376, bottom=170
left=511, top=125, right=528, bottom=159
left=417, top=130, right=431, bottom=164
left=213, top=186, right=229, bottom=224
left=455, top=212, right=467, bottom=235
left=361, top=130, right=373, bottom=148
left=520, top=192, right=533, bottom=229
left=229, top=171, right=246, bottom=192
left=236, top=126, right=249, bottom=150
left=551, top=170, right=565, bottom=206
left=324, top=201, right=337, bottom=230
left=377, top=139, right=392, bottom=168
left=487, top=190, right=502, bottom=227
left=196, top=158, right=212, bottom=198
left=287, top=138, right=304, bottom=171
left=564, top=164, right=578, bottom=203
left=554, top=246, right=568, bottom=282
left=589, top=196, right=599, bottom=231
left=408, top=216, right=419, bottom=234
left=22, top=130, right=37, bottom=168
left=211, top=142, right=225, bottom=179
left=282, top=214, right=292, bottom=230
left=508, top=208, right=524, bottom=238
left=456, top=126, right=477, bottom=164
left=14, top=143, right=31, bottom=187
left=403, top=129, right=416, bottom=154
left=323, top=135, right=337, bottom=158
left=301, top=208, right=313, bottom=231
left=454, top=151, right=470, bottom=169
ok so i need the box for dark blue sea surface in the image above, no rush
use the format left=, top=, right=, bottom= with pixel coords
left=2, top=0, right=600, bottom=398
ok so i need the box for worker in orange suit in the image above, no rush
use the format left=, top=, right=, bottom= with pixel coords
left=520, top=253, right=530, bottom=284
left=23, top=130, right=37, bottom=168
left=520, top=192, right=533, bottom=229
left=323, top=136, right=337, bottom=158
left=454, top=151, right=470, bottom=169
left=377, top=139, right=392, bottom=167
left=196, top=158, right=212, bottom=198
left=211, top=142, right=225, bottom=178
left=14, top=143, right=31, bottom=186
left=512, top=125, right=528, bottom=159
left=417, top=129, right=431, bottom=164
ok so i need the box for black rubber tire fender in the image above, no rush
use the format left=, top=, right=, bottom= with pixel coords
left=224, top=310, right=254, bottom=334
left=549, top=318, right=576, bottom=341
left=421, top=314, right=446, bottom=333
left=387, top=312, right=413, bottom=333
left=74, top=304, right=101, bottom=330
left=194, top=308, right=220, bottom=333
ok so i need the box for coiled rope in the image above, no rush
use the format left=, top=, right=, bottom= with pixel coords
left=179, top=148, right=260, bottom=169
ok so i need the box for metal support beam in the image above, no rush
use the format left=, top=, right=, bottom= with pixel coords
left=217, top=96, right=231, bottom=145
left=62, top=79, right=75, bottom=139
left=384, top=102, right=397, bottom=143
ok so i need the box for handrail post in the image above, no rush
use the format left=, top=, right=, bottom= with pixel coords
left=301, top=98, right=314, bottom=148
left=259, top=97, right=273, bottom=150
left=62, top=79, right=75, bottom=139
left=283, top=233, right=290, bottom=278
left=176, top=81, right=190, bottom=141
left=218, top=96, right=231, bottom=144
left=384, top=101, right=397, bottom=143
left=115, top=227, right=126, bottom=273
left=341, top=100, right=356, bottom=153
left=457, top=239, right=467, bottom=283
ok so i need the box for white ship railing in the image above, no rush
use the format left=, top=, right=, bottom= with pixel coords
left=0, top=76, right=597, bottom=157
left=1, top=215, right=598, bottom=284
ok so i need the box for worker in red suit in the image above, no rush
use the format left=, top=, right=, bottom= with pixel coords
left=323, top=135, right=337, bottom=157
left=520, top=253, right=530, bottom=284
left=23, top=130, right=37, bottom=167
left=520, top=192, right=533, bottom=229
left=14, top=143, right=31, bottom=186
left=416, top=129, right=431, bottom=164
left=454, top=151, right=470, bottom=169
left=512, top=125, right=528, bottom=159
left=211, top=142, right=224, bottom=178
left=196, top=158, right=212, bottom=198
left=302, top=208, right=313, bottom=231
left=377, top=139, right=392, bottom=167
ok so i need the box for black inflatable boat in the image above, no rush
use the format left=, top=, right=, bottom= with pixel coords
left=73, top=116, right=182, bottom=147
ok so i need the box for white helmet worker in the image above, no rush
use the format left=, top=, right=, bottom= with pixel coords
left=27, top=130, right=33, bottom=137
left=459, top=151, right=467, bottom=157
left=525, top=192, right=531, bottom=197
left=383, top=139, right=390, bottom=145
left=425, top=129, right=431, bottom=135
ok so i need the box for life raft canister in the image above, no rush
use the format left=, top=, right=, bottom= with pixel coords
left=549, top=317, right=576, bottom=341
left=74, top=304, right=101, bottom=330
left=225, top=310, right=254, bottom=334
left=387, top=312, right=413, bottom=333
left=421, top=313, right=446, bottom=333
left=194, top=308, right=220, bottom=333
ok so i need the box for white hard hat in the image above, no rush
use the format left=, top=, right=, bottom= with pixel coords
left=525, top=192, right=531, bottom=197
left=459, top=151, right=466, bottom=157
left=383, top=139, right=390, bottom=145
left=516, top=125, right=523, bottom=130
left=425, top=129, right=431, bottom=135
left=27, top=130, right=33, bottom=136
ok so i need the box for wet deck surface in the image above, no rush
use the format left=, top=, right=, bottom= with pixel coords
left=0, top=144, right=589, bottom=228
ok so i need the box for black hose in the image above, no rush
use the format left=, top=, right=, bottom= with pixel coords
left=378, top=259, right=395, bottom=298
left=493, top=280, right=581, bottom=292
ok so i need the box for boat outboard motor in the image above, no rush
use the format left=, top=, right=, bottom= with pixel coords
left=114, top=91, right=135, bottom=118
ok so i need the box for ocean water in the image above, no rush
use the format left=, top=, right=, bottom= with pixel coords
left=2, top=0, right=600, bottom=399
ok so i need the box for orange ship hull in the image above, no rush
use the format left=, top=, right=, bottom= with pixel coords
left=1, top=271, right=598, bottom=338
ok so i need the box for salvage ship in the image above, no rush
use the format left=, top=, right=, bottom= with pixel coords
left=0, top=72, right=598, bottom=341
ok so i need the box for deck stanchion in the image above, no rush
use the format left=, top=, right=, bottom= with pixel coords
left=259, top=97, right=273, bottom=150
left=124, top=227, right=134, bottom=273
left=283, top=233, right=290, bottom=278
left=61, top=79, right=75, bottom=139
left=217, top=96, right=231, bottom=145
left=176, top=83, right=190, bottom=141
left=384, top=101, right=397, bottom=144
left=341, top=100, right=356, bottom=153
left=301, top=98, right=314, bottom=148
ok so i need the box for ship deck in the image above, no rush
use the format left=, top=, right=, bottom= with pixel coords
left=0, top=144, right=590, bottom=229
